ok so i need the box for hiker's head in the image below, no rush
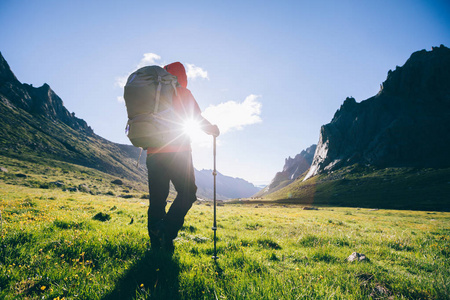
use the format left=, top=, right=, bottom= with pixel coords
left=164, top=62, right=187, bottom=88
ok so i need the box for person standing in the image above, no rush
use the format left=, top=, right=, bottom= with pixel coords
left=146, top=62, right=219, bottom=253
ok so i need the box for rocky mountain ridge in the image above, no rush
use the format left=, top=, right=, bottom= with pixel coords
left=305, top=45, right=450, bottom=180
left=257, top=144, right=316, bottom=196
left=0, top=53, right=92, bottom=134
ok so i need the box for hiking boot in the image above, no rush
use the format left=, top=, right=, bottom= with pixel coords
left=149, top=220, right=165, bottom=251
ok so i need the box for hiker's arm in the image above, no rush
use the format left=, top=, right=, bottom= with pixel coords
left=185, top=90, right=219, bottom=136
left=199, top=116, right=220, bottom=137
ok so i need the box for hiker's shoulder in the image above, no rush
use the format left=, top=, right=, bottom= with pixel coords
left=177, top=86, right=195, bottom=99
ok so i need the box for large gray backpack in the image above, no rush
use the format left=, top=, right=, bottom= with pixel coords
left=124, top=66, right=180, bottom=148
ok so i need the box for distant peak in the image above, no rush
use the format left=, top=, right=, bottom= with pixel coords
left=39, top=83, right=51, bottom=89
left=0, top=51, right=19, bottom=84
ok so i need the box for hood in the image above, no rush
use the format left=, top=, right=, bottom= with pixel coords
left=164, top=62, right=187, bottom=88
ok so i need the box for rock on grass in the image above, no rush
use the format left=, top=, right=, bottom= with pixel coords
left=93, top=212, right=111, bottom=222
left=347, top=252, right=369, bottom=262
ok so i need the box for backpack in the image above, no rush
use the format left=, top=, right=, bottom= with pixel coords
left=124, top=66, right=180, bottom=148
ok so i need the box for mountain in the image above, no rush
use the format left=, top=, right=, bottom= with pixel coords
left=261, top=46, right=450, bottom=211
left=0, top=51, right=148, bottom=185
left=0, top=51, right=255, bottom=200
left=305, top=45, right=450, bottom=180
left=256, top=144, right=316, bottom=196
left=195, top=169, right=261, bottom=200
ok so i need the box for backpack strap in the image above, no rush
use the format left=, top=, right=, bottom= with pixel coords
left=171, top=79, right=178, bottom=96
left=154, top=76, right=162, bottom=114
left=153, top=76, right=178, bottom=114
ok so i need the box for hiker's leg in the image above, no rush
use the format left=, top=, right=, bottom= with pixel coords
left=146, top=153, right=171, bottom=239
left=164, top=151, right=198, bottom=240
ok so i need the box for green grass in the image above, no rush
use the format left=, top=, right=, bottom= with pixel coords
left=1, top=181, right=449, bottom=299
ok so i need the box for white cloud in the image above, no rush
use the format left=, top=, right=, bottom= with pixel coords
left=189, top=94, right=262, bottom=150
left=136, top=53, right=161, bottom=69
left=114, top=53, right=162, bottom=89
left=186, top=63, right=209, bottom=80
left=203, top=94, right=262, bottom=134
left=114, top=76, right=128, bottom=89
left=117, top=96, right=125, bottom=103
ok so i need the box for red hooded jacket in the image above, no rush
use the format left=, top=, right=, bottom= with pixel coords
left=146, top=62, right=202, bottom=154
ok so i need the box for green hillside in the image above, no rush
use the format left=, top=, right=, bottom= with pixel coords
left=259, top=164, right=450, bottom=211
left=0, top=154, right=156, bottom=200
left=0, top=100, right=147, bottom=186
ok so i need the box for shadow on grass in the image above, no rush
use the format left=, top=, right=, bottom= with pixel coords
left=102, top=250, right=181, bottom=300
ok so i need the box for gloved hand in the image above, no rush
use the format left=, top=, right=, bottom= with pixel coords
left=204, top=124, right=220, bottom=137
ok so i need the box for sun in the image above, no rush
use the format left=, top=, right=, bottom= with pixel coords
left=182, top=118, right=203, bottom=140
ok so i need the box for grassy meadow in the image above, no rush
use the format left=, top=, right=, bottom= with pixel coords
left=1, top=176, right=450, bottom=299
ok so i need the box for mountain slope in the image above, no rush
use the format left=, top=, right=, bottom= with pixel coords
left=195, top=169, right=261, bottom=200
left=305, top=45, right=450, bottom=180
left=256, top=144, right=316, bottom=197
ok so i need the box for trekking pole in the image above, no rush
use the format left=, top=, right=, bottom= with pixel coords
left=136, top=148, right=143, bottom=168
left=212, top=135, right=218, bottom=261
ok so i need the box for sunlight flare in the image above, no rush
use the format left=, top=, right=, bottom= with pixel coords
left=182, top=118, right=203, bottom=140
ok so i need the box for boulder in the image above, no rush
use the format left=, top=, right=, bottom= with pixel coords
left=50, top=181, right=64, bottom=187
left=347, top=252, right=369, bottom=262
left=111, top=179, right=123, bottom=185
left=93, top=212, right=111, bottom=222
left=303, top=206, right=319, bottom=210
left=78, top=184, right=90, bottom=193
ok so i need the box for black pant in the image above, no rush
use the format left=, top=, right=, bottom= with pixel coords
left=146, top=151, right=197, bottom=241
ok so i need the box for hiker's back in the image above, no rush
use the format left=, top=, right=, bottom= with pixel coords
left=124, top=66, right=179, bottom=148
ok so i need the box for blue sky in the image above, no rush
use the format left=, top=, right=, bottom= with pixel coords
left=1, top=0, right=449, bottom=185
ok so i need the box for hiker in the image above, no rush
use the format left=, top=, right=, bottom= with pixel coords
left=146, top=62, right=219, bottom=252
